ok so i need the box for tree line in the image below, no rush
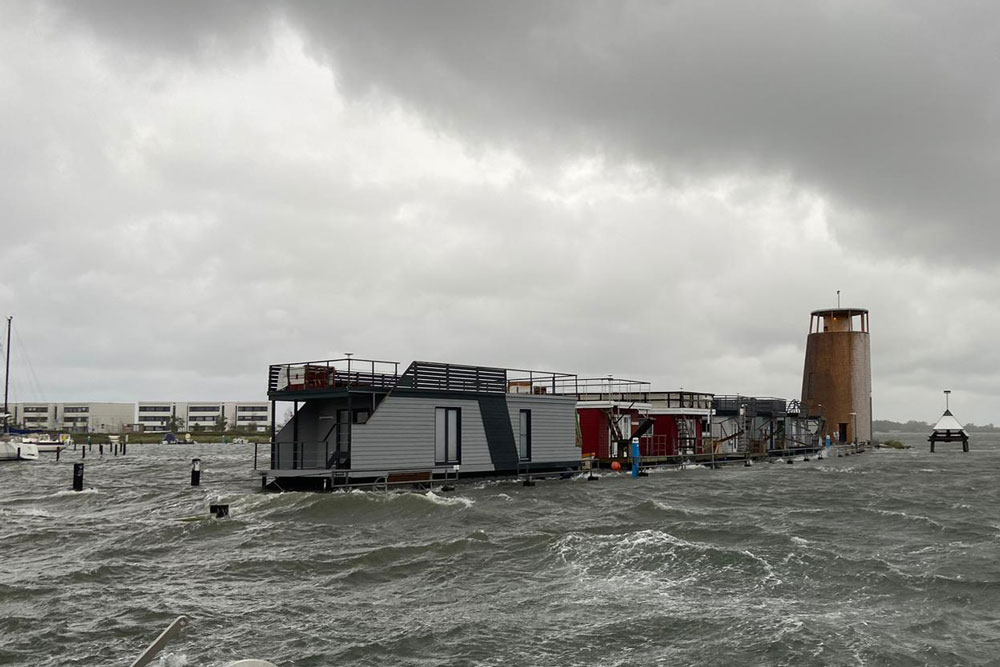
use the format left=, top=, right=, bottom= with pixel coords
left=873, top=419, right=1000, bottom=433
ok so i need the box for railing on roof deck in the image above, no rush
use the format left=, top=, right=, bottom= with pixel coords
left=568, top=377, right=652, bottom=403
left=646, top=391, right=715, bottom=410
left=712, top=395, right=788, bottom=417
left=268, top=358, right=401, bottom=393
left=401, top=361, right=579, bottom=395
left=269, top=358, right=580, bottom=396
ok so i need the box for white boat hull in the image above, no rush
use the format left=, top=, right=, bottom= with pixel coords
left=0, top=441, right=40, bottom=460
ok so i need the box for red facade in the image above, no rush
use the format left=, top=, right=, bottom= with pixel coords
left=577, top=406, right=706, bottom=460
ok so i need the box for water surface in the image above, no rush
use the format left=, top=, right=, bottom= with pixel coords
left=2, top=434, right=998, bottom=666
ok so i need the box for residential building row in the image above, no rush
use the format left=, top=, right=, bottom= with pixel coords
left=10, top=401, right=271, bottom=433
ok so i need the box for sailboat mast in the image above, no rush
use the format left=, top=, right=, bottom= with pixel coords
left=3, top=316, right=10, bottom=426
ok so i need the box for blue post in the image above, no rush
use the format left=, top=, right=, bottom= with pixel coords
left=631, top=437, right=640, bottom=478
left=825, top=434, right=831, bottom=456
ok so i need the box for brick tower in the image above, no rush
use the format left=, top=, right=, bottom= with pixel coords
left=800, top=307, right=872, bottom=444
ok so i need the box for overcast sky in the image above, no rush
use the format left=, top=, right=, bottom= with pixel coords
left=2, top=1, right=998, bottom=423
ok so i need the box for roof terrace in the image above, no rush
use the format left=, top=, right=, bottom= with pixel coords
left=267, top=357, right=580, bottom=399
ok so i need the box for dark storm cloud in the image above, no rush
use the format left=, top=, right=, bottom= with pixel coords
left=279, top=0, right=999, bottom=261
left=50, top=1, right=1000, bottom=260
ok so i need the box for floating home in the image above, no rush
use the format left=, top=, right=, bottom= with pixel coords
left=713, top=396, right=824, bottom=457
left=574, top=381, right=714, bottom=463
left=262, top=357, right=582, bottom=490
left=573, top=388, right=826, bottom=466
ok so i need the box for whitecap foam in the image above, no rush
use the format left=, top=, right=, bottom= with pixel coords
left=420, top=491, right=474, bottom=508
left=50, top=488, right=101, bottom=497
left=155, top=653, right=187, bottom=667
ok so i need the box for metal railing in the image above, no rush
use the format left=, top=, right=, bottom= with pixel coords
left=568, top=377, right=652, bottom=402
left=268, top=358, right=580, bottom=397
left=271, top=440, right=351, bottom=470
left=269, top=358, right=401, bottom=393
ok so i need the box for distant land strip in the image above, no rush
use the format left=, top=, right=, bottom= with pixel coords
left=874, top=419, right=1000, bottom=433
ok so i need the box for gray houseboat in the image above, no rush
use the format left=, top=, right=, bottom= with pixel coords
left=262, top=357, right=582, bottom=490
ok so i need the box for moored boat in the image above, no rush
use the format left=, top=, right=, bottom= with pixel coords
left=0, top=439, right=39, bottom=461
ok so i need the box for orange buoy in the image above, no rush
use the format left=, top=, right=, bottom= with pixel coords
left=610, top=461, right=621, bottom=471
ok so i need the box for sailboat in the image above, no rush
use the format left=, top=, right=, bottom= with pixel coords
left=0, top=316, right=39, bottom=461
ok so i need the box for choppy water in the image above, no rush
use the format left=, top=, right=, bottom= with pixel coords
left=2, top=434, right=1000, bottom=666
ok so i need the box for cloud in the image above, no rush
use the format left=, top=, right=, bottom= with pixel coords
left=3, top=2, right=1000, bottom=424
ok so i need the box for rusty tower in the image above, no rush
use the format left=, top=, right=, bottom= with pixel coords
left=800, top=307, right=872, bottom=444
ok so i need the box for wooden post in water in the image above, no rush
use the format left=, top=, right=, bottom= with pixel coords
left=73, top=463, right=84, bottom=491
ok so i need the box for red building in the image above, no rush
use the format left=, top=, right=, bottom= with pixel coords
left=574, top=379, right=714, bottom=463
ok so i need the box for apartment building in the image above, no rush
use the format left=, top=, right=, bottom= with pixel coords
left=12, top=401, right=271, bottom=433
left=13, top=402, right=135, bottom=433
left=136, top=401, right=271, bottom=432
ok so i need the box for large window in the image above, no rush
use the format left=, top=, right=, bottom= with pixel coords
left=519, top=409, right=531, bottom=460
left=435, top=407, right=461, bottom=464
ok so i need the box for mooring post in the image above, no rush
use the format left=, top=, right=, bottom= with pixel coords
left=81, top=446, right=86, bottom=460
left=191, top=458, right=202, bottom=486
left=56, top=448, right=61, bottom=462
left=99, top=443, right=103, bottom=457
left=73, top=462, right=84, bottom=492
left=631, top=437, right=640, bottom=478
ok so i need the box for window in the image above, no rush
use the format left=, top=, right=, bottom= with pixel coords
left=353, top=409, right=370, bottom=424
left=189, top=406, right=220, bottom=413
left=435, top=407, right=461, bottom=464
left=139, top=406, right=171, bottom=413
left=24, top=406, right=49, bottom=413
left=519, top=409, right=531, bottom=461
left=64, top=406, right=89, bottom=413
left=237, top=405, right=268, bottom=412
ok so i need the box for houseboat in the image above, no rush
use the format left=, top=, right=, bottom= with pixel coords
left=574, top=380, right=714, bottom=466
left=261, top=357, right=583, bottom=490
left=712, top=396, right=825, bottom=459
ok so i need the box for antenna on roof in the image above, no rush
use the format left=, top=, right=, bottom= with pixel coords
left=944, top=389, right=951, bottom=411
left=837, top=290, right=841, bottom=308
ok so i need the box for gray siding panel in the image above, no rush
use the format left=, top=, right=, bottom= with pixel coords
left=506, top=395, right=579, bottom=464
left=352, top=396, right=494, bottom=473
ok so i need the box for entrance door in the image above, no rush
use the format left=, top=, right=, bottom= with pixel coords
left=838, top=422, right=848, bottom=443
